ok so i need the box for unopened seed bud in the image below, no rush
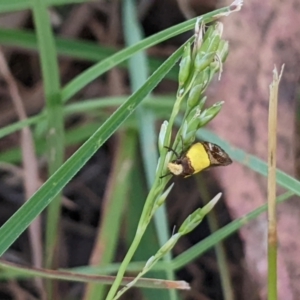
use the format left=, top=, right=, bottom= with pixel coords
left=156, top=233, right=181, bottom=256
left=194, top=52, right=215, bottom=73
left=200, top=23, right=222, bottom=53
left=217, top=40, right=229, bottom=63
left=198, top=101, right=223, bottom=128
left=158, top=121, right=168, bottom=154
left=194, top=19, right=204, bottom=53
left=179, top=193, right=221, bottom=234
left=155, top=183, right=174, bottom=207
left=187, top=85, right=203, bottom=109
left=178, top=43, right=192, bottom=86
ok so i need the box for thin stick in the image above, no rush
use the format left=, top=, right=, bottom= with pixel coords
left=0, top=48, right=44, bottom=290
left=267, top=64, right=284, bottom=300
left=0, top=259, right=190, bottom=290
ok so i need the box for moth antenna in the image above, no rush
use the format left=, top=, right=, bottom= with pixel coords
left=160, top=172, right=172, bottom=179
left=164, top=146, right=180, bottom=159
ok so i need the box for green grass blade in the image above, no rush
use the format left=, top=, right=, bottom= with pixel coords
left=0, top=114, right=44, bottom=139
left=0, top=28, right=178, bottom=81
left=69, top=191, right=294, bottom=277
left=199, top=129, right=300, bottom=196
left=0, top=122, right=99, bottom=164
left=0, top=43, right=184, bottom=256
left=84, top=132, right=137, bottom=300
left=0, top=95, right=175, bottom=142
left=125, top=162, right=170, bottom=300
left=0, top=28, right=117, bottom=60
left=0, top=0, right=94, bottom=13
left=0, top=0, right=31, bottom=13
left=32, top=0, right=65, bottom=271
left=172, top=192, right=293, bottom=270
left=46, top=0, right=95, bottom=6
left=61, top=4, right=235, bottom=102
left=197, top=177, right=234, bottom=300
left=123, top=0, right=160, bottom=190
left=123, top=1, right=175, bottom=299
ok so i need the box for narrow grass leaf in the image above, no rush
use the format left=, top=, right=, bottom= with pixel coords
left=84, top=132, right=137, bottom=300
left=123, top=1, right=175, bottom=299
left=61, top=4, right=236, bottom=102
left=0, top=43, right=184, bottom=256
left=172, top=191, right=293, bottom=270
left=0, top=0, right=94, bottom=13
left=0, top=29, right=178, bottom=81
left=32, top=0, right=65, bottom=273
left=199, top=129, right=300, bottom=196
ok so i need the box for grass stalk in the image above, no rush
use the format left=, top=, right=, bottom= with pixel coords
left=123, top=1, right=176, bottom=299
left=68, top=191, right=294, bottom=276
left=197, top=176, right=234, bottom=300
left=32, top=1, right=64, bottom=297
left=267, top=65, right=284, bottom=300
left=32, top=0, right=64, bottom=275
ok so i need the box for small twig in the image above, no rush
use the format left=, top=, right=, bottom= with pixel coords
left=0, top=48, right=44, bottom=298
left=0, top=259, right=190, bottom=290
